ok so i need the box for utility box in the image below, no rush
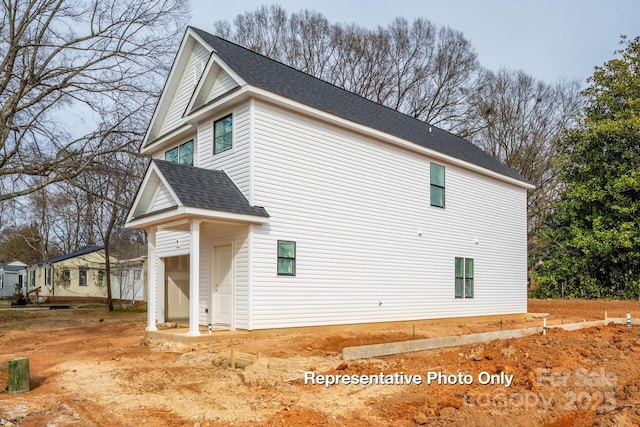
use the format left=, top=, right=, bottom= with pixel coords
left=8, top=357, right=30, bottom=394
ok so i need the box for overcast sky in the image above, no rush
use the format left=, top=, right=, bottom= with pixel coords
left=189, top=0, right=640, bottom=85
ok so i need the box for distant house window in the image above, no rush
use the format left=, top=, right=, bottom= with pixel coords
left=430, top=163, right=445, bottom=208
left=134, top=268, right=142, bottom=280
left=277, top=241, right=296, bottom=276
left=98, top=270, right=105, bottom=285
left=30, top=271, right=35, bottom=287
left=455, top=257, right=474, bottom=298
left=165, top=140, right=193, bottom=166
left=45, top=267, right=52, bottom=286
left=62, top=269, right=70, bottom=286
left=79, top=269, right=88, bottom=286
left=214, top=114, right=233, bottom=155
left=0, top=274, right=3, bottom=290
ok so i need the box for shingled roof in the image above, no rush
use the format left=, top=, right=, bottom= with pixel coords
left=190, top=27, right=527, bottom=184
left=152, top=160, right=269, bottom=218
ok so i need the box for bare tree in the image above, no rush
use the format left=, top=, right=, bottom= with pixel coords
left=469, top=69, right=583, bottom=241
left=0, top=0, right=188, bottom=202
left=214, top=8, right=480, bottom=134
left=74, top=148, right=148, bottom=311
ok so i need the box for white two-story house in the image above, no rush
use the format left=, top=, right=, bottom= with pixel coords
left=126, top=27, right=534, bottom=335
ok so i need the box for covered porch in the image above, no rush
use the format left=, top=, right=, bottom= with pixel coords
left=125, top=160, right=269, bottom=336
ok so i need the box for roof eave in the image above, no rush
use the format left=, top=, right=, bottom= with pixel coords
left=125, top=206, right=270, bottom=230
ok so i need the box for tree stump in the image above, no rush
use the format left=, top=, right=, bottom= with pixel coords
left=8, top=358, right=30, bottom=394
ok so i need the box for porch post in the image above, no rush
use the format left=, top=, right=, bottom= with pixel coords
left=188, top=220, right=201, bottom=336
left=146, top=226, right=157, bottom=332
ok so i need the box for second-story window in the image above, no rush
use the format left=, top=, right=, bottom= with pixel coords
left=165, top=140, right=193, bottom=166
left=214, top=114, right=233, bottom=155
left=430, top=163, right=445, bottom=208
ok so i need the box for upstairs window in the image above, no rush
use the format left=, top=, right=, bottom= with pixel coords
left=455, top=257, right=474, bottom=298
left=165, top=140, right=193, bottom=166
left=214, top=114, right=233, bottom=155
left=430, top=163, right=445, bottom=208
left=277, top=240, right=296, bottom=276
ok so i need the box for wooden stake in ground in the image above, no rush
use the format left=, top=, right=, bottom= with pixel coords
left=8, top=357, right=30, bottom=394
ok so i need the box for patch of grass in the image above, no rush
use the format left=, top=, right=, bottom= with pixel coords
left=0, top=310, right=40, bottom=329
left=114, top=305, right=147, bottom=313
left=75, top=304, right=108, bottom=309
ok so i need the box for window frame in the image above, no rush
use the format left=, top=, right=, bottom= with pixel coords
left=214, top=113, right=233, bottom=155
left=455, top=257, right=474, bottom=299
left=277, top=240, right=296, bottom=276
left=79, top=269, right=88, bottom=287
left=430, top=163, right=445, bottom=208
left=62, top=269, right=71, bottom=287
left=165, top=139, right=194, bottom=166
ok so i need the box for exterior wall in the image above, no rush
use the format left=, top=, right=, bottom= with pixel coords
left=205, top=64, right=239, bottom=103
left=197, top=101, right=251, bottom=196
left=111, top=261, right=146, bottom=302
left=151, top=186, right=176, bottom=211
left=0, top=270, right=24, bottom=298
left=160, top=43, right=209, bottom=135
left=249, top=100, right=528, bottom=329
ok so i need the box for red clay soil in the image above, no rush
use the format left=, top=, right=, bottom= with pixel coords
left=1, top=299, right=639, bottom=426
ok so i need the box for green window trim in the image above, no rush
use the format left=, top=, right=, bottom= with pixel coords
left=277, top=240, right=296, bottom=276
left=214, top=114, right=233, bottom=155
left=455, top=257, right=474, bottom=298
left=430, top=163, right=445, bottom=208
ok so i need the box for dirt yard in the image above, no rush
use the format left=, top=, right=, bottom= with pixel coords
left=1, top=299, right=640, bottom=426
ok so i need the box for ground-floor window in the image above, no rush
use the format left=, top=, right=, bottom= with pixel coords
left=277, top=240, right=296, bottom=276
left=79, top=269, right=88, bottom=286
left=455, top=257, right=474, bottom=298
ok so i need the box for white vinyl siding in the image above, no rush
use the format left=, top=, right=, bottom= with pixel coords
left=156, top=230, right=191, bottom=258
left=150, top=186, right=177, bottom=212
left=206, top=64, right=239, bottom=103
left=161, top=44, right=210, bottom=135
left=249, top=101, right=527, bottom=329
left=197, top=102, right=251, bottom=196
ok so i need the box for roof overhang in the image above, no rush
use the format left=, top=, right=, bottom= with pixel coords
left=126, top=206, right=269, bottom=230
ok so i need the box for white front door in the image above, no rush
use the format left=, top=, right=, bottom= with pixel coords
left=214, top=244, right=233, bottom=325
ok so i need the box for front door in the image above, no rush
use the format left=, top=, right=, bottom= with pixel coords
left=214, top=245, right=233, bottom=325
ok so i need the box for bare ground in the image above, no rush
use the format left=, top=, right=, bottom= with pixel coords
left=1, top=299, right=640, bottom=426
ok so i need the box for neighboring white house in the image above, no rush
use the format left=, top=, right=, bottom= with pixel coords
left=0, top=261, right=27, bottom=299
left=126, top=27, right=534, bottom=335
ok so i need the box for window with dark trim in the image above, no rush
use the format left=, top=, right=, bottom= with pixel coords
left=214, top=114, right=233, bottom=155
left=430, top=163, right=445, bottom=208
left=455, top=257, right=474, bottom=298
left=79, top=269, right=88, bottom=286
left=277, top=240, right=296, bottom=276
left=62, top=269, right=70, bottom=287
left=165, top=140, right=194, bottom=166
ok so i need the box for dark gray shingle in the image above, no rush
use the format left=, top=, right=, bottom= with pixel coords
left=190, top=27, right=527, bottom=183
left=154, top=160, right=269, bottom=218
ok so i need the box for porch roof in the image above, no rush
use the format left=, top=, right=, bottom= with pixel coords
left=126, top=160, right=269, bottom=229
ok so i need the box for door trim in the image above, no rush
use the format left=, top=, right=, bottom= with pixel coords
left=210, top=238, right=235, bottom=330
